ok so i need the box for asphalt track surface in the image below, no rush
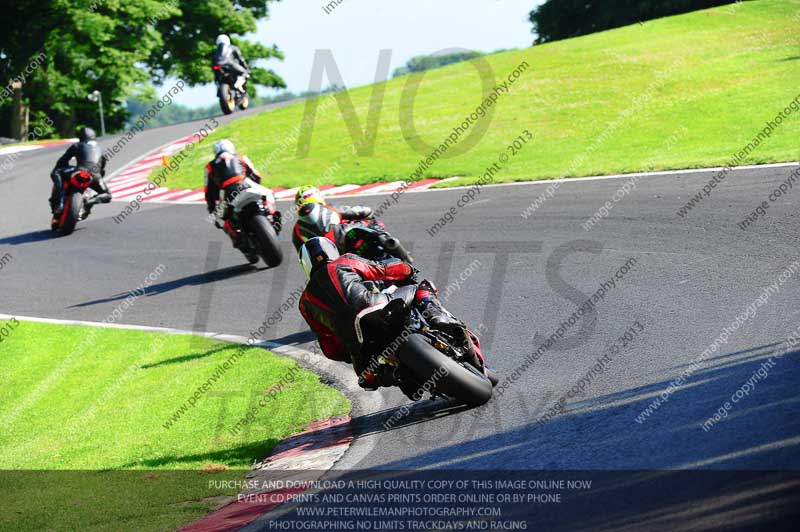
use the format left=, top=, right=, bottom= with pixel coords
left=2, top=110, right=799, bottom=529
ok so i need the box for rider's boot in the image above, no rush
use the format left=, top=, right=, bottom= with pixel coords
left=415, top=281, right=466, bottom=339
left=81, top=192, right=111, bottom=220
left=49, top=185, right=64, bottom=215
left=234, top=75, right=246, bottom=90
left=49, top=195, right=63, bottom=215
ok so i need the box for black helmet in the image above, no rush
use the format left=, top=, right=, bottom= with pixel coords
left=78, top=127, right=96, bottom=142
left=300, top=237, right=340, bottom=278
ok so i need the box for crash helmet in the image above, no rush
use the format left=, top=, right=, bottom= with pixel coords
left=213, top=139, right=235, bottom=156
left=216, top=34, right=231, bottom=46
left=78, top=127, right=96, bottom=142
left=300, top=237, right=340, bottom=278
left=295, top=185, right=326, bottom=210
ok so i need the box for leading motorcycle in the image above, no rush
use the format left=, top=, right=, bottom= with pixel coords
left=356, top=284, right=496, bottom=407
left=212, top=65, right=249, bottom=115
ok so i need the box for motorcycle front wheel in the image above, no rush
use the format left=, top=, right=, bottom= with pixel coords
left=397, top=334, right=493, bottom=406
left=247, top=214, right=283, bottom=267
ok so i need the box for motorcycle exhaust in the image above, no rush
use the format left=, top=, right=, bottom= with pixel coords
left=384, top=237, right=414, bottom=263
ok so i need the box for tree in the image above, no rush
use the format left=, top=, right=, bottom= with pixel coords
left=392, top=51, right=484, bottom=78
left=0, top=0, right=285, bottom=138
left=529, top=0, right=740, bottom=44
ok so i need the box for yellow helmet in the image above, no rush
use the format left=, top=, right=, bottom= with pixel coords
left=295, top=185, right=326, bottom=209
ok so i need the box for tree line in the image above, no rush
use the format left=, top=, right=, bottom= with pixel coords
left=529, top=0, right=742, bottom=43
left=0, top=0, right=285, bottom=139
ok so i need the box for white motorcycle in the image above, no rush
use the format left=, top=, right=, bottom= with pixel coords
left=216, top=179, right=283, bottom=267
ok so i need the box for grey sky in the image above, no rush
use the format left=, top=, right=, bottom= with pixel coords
left=171, top=0, right=540, bottom=108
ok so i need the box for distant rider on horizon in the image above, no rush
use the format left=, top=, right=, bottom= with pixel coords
left=211, top=34, right=250, bottom=91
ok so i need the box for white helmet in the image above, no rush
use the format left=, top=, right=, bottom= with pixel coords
left=213, top=139, right=235, bottom=156
left=216, top=34, right=230, bottom=46
left=300, top=237, right=340, bottom=278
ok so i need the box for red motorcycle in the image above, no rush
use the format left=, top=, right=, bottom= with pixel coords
left=51, top=169, right=93, bottom=236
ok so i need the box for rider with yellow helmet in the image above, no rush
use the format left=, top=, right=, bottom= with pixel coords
left=291, top=185, right=379, bottom=254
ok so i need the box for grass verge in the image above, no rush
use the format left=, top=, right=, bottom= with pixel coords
left=152, top=0, right=799, bottom=192
left=0, top=320, right=350, bottom=531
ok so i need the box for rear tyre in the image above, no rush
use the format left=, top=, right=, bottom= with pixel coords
left=397, top=334, right=493, bottom=406
left=219, top=84, right=235, bottom=115
left=57, top=192, right=83, bottom=236
left=247, top=214, right=283, bottom=267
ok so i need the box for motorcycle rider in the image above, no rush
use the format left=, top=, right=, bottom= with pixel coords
left=298, top=237, right=477, bottom=394
left=211, top=34, right=249, bottom=91
left=50, top=127, right=111, bottom=219
left=292, top=185, right=384, bottom=254
left=205, top=139, right=278, bottom=253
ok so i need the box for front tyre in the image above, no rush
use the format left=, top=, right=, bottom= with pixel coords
left=238, top=93, right=249, bottom=110
left=397, top=334, right=493, bottom=406
left=247, top=214, right=283, bottom=267
left=57, top=192, right=83, bottom=236
left=219, top=84, right=235, bottom=115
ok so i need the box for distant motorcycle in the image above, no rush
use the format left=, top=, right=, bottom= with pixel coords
left=356, top=284, right=495, bottom=406
left=51, top=169, right=93, bottom=236
left=212, top=65, right=249, bottom=115
left=218, top=179, right=283, bottom=267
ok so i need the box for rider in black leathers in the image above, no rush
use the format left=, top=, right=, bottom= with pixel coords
left=50, top=127, right=111, bottom=218
left=211, top=34, right=249, bottom=90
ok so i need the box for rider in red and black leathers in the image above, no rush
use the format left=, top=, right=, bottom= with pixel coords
left=298, top=237, right=477, bottom=390
left=204, top=139, right=265, bottom=245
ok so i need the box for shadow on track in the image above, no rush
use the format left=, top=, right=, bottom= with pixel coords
left=67, top=263, right=265, bottom=307
left=267, top=331, right=317, bottom=346
left=352, top=399, right=473, bottom=438
left=370, top=342, right=799, bottom=471
left=0, top=229, right=63, bottom=245
left=275, top=342, right=800, bottom=530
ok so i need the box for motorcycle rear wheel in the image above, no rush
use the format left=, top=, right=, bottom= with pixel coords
left=219, top=84, right=235, bottom=115
left=247, top=214, right=283, bottom=267
left=57, top=191, right=83, bottom=236
left=397, top=334, right=493, bottom=406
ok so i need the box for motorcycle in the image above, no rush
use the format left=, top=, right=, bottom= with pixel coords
left=212, top=64, right=249, bottom=115
left=295, top=205, right=414, bottom=263
left=51, top=168, right=93, bottom=236
left=343, top=225, right=414, bottom=263
left=217, top=179, right=283, bottom=267
left=355, top=284, right=495, bottom=407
